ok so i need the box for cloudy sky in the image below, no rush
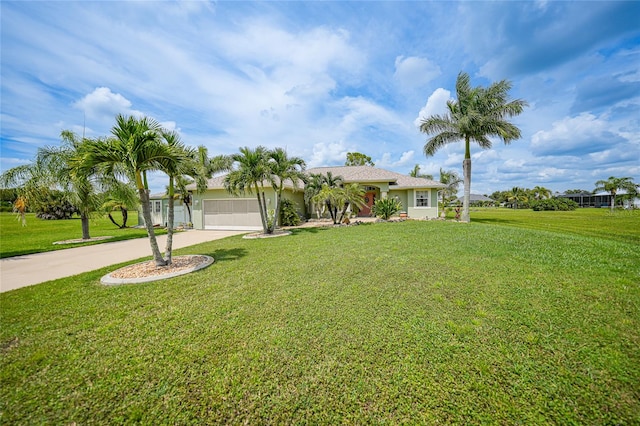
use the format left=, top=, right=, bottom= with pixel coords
left=1, top=1, right=639, bottom=195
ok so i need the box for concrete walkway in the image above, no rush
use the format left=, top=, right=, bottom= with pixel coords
left=0, top=230, right=246, bottom=293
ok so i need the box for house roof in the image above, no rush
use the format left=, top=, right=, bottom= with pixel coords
left=191, top=165, right=445, bottom=191
left=306, top=166, right=445, bottom=189
left=455, top=194, right=494, bottom=203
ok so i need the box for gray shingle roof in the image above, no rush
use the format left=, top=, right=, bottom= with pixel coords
left=191, top=166, right=445, bottom=191
left=306, top=166, right=445, bottom=189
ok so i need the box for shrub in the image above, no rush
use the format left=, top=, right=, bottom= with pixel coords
left=279, top=198, right=301, bottom=226
left=531, top=198, right=578, bottom=211
left=371, top=198, right=402, bottom=220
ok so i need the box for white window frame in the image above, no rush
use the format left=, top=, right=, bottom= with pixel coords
left=415, top=190, right=430, bottom=208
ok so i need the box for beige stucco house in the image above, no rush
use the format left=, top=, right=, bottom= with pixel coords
left=189, top=165, right=445, bottom=231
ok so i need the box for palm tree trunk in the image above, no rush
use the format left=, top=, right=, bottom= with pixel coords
left=81, top=212, right=91, bottom=240
left=462, top=158, right=471, bottom=223
left=107, top=212, right=120, bottom=228
left=122, top=209, right=128, bottom=228
left=139, top=187, right=167, bottom=266
left=610, top=192, right=615, bottom=213
left=254, top=183, right=268, bottom=233
left=165, top=181, right=175, bottom=265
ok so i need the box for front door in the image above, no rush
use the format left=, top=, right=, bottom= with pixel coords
left=359, top=191, right=376, bottom=216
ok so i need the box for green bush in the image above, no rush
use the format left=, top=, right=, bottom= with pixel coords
left=279, top=198, right=301, bottom=226
left=371, top=198, right=402, bottom=220
left=531, top=198, right=578, bottom=211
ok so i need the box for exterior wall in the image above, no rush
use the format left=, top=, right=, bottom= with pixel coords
left=406, top=188, right=439, bottom=219
left=192, top=188, right=303, bottom=229
left=388, top=190, right=408, bottom=216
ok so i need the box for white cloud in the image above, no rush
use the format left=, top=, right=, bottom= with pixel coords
left=73, top=87, right=143, bottom=121
left=394, top=56, right=441, bottom=91
left=376, top=150, right=415, bottom=168
left=414, top=88, right=451, bottom=126
left=308, top=141, right=351, bottom=168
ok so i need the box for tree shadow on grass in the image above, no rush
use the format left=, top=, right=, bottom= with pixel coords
left=288, top=227, right=330, bottom=235
left=203, top=247, right=248, bottom=262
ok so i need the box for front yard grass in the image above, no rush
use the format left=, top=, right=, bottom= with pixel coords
left=1, top=219, right=639, bottom=423
left=0, top=213, right=166, bottom=258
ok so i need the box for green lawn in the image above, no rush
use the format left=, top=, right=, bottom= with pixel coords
left=0, top=213, right=166, bottom=258
left=1, top=215, right=639, bottom=423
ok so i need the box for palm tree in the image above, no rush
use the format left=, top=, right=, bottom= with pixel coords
left=81, top=114, right=172, bottom=266
left=304, top=173, right=326, bottom=219
left=409, top=164, right=434, bottom=180
left=420, top=72, right=527, bottom=222
left=336, top=183, right=366, bottom=223
left=158, top=130, right=208, bottom=264
left=507, top=186, right=528, bottom=209
left=2, top=130, right=104, bottom=239
left=594, top=176, right=637, bottom=212
left=223, top=146, right=273, bottom=234
left=101, top=181, right=139, bottom=228
left=312, top=184, right=343, bottom=224
left=268, top=148, right=306, bottom=228
left=438, top=168, right=462, bottom=214
left=532, top=186, right=552, bottom=200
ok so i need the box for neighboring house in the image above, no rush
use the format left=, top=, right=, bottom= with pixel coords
left=188, top=165, right=445, bottom=231
left=559, top=191, right=640, bottom=209
left=138, top=193, right=190, bottom=227
left=453, top=194, right=495, bottom=206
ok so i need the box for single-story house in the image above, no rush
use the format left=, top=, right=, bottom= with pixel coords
left=558, top=191, right=640, bottom=209
left=453, top=194, right=495, bottom=206
left=188, top=165, right=445, bottom=231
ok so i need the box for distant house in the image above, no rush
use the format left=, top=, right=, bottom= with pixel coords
left=453, top=194, right=495, bottom=206
left=187, top=165, right=445, bottom=231
left=558, top=191, right=639, bottom=209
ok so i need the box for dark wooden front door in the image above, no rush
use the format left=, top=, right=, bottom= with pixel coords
left=359, top=191, right=376, bottom=216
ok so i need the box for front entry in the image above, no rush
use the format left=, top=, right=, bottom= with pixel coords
left=359, top=191, right=376, bottom=216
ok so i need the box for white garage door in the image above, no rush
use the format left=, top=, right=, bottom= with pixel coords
left=203, top=199, right=262, bottom=230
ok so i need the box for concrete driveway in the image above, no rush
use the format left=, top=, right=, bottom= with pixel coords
left=0, top=230, right=246, bottom=293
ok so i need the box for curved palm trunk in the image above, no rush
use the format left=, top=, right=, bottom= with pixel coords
left=107, top=212, right=120, bottom=228
left=254, top=183, right=269, bottom=234
left=139, top=187, right=167, bottom=266
left=462, top=158, right=471, bottom=223
left=81, top=212, right=91, bottom=240
left=122, top=209, right=128, bottom=228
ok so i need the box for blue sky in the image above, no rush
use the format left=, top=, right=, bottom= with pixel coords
left=1, top=0, right=639, bottom=196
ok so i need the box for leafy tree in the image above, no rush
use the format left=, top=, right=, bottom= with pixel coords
left=420, top=72, right=527, bottom=222
left=81, top=114, right=174, bottom=266
left=279, top=198, right=301, bottom=226
left=594, top=176, right=637, bottom=212
left=345, top=152, right=374, bottom=166
left=507, top=186, right=528, bottom=209
left=312, top=184, right=342, bottom=224
left=531, top=198, right=578, bottom=211
left=564, top=189, right=591, bottom=194
left=268, top=148, right=306, bottom=227
left=438, top=168, right=462, bottom=212
left=409, top=164, right=434, bottom=179
left=371, top=198, right=402, bottom=220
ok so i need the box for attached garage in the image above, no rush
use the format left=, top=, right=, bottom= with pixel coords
left=202, top=199, right=262, bottom=231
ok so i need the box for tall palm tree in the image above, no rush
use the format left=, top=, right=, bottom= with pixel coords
left=594, top=176, right=637, bottom=212
left=438, top=168, right=462, bottom=213
left=223, top=146, right=273, bottom=233
left=268, top=148, right=306, bottom=228
left=420, top=72, right=527, bottom=222
left=304, top=173, right=327, bottom=219
left=158, top=130, right=208, bottom=264
left=81, top=114, right=172, bottom=266
left=312, top=184, right=343, bottom=224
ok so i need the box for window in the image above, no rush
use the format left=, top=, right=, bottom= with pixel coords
left=415, top=190, right=430, bottom=207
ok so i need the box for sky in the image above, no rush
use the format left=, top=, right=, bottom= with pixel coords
left=1, top=0, right=639, bottom=196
